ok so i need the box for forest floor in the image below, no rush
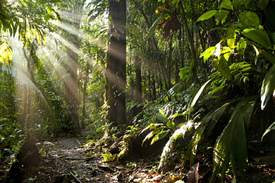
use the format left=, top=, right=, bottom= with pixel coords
left=34, top=130, right=177, bottom=183
left=1, top=130, right=275, bottom=182
left=35, top=130, right=275, bottom=183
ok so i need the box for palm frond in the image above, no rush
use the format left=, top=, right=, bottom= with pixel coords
left=186, top=101, right=234, bottom=166
left=212, top=95, right=257, bottom=182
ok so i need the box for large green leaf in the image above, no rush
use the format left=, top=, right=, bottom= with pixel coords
left=212, top=96, right=257, bottom=182
left=242, top=28, right=272, bottom=48
left=239, top=12, right=260, bottom=28
left=261, top=50, right=275, bottom=64
left=242, top=28, right=271, bottom=48
left=261, top=65, right=275, bottom=110
left=197, top=10, right=217, bottom=22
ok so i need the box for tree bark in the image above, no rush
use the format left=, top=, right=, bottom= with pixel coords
left=105, top=0, right=126, bottom=128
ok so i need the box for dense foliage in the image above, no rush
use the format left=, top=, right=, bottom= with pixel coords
left=0, top=0, right=275, bottom=182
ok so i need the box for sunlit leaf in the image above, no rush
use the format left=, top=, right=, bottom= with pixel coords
left=227, top=24, right=236, bottom=48
left=159, top=109, right=167, bottom=119
left=200, top=46, right=215, bottom=63
left=221, top=47, right=232, bottom=61
left=151, top=129, right=169, bottom=145
left=142, top=131, right=154, bottom=146
left=236, top=38, right=247, bottom=55
left=46, top=7, right=52, bottom=14
left=0, top=40, right=12, bottom=65
left=197, top=10, right=217, bottom=22
left=227, top=38, right=235, bottom=49
left=166, top=121, right=175, bottom=129
left=261, top=65, right=275, bottom=110
left=102, top=153, right=117, bottom=162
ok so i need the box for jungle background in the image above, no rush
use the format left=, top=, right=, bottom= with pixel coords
left=0, top=0, right=275, bottom=182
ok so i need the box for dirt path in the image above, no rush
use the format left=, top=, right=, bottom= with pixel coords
left=36, top=131, right=168, bottom=183
left=34, top=131, right=275, bottom=183
left=37, top=132, right=117, bottom=182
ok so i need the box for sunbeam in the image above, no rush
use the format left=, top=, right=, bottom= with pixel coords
left=50, top=32, right=80, bottom=53
left=59, top=11, right=83, bottom=24
left=51, top=20, right=84, bottom=38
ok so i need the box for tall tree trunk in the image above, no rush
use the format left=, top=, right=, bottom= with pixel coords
left=105, top=0, right=126, bottom=129
left=134, top=56, right=142, bottom=103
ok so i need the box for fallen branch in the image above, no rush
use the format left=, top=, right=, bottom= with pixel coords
left=70, top=171, right=82, bottom=183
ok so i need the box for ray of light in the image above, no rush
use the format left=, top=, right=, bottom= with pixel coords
left=50, top=20, right=106, bottom=50
left=51, top=20, right=84, bottom=38
left=59, top=11, right=84, bottom=24
left=39, top=42, right=79, bottom=102
left=50, top=32, right=80, bottom=54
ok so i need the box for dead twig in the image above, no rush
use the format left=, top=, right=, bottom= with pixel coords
left=70, top=171, right=82, bottom=183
